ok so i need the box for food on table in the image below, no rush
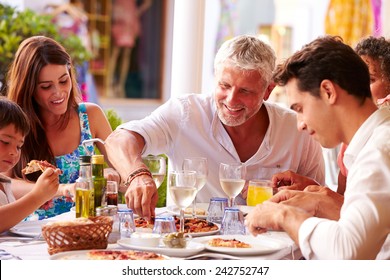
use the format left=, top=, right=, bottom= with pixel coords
left=45, top=217, right=95, bottom=226
left=184, top=207, right=206, bottom=216
left=134, top=217, right=155, bottom=229
left=176, top=217, right=218, bottom=233
left=208, top=238, right=251, bottom=248
left=42, top=216, right=113, bottom=255
left=162, top=232, right=188, bottom=248
left=87, top=250, right=166, bottom=260
left=134, top=216, right=218, bottom=233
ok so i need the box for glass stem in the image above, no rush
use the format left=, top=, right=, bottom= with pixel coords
left=229, top=197, right=235, bottom=208
left=180, top=208, right=185, bottom=232
left=192, top=195, right=197, bottom=219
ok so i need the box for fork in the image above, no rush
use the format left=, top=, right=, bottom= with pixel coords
left=0, top=249, right=22, bottom=260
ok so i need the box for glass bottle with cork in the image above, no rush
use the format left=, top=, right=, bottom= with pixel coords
left=92, top=154, right=107, bottom=215
left=75, top=155, right=94, bottom=218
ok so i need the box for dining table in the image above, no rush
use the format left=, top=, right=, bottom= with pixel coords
left=0, top=204, right=302, bottom=260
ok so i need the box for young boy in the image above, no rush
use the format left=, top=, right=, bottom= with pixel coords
left=0, top=97, right=61, bottom=233
left=245, top=36, right=390, bottom=259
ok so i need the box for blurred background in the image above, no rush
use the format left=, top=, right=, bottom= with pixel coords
left=0, top=0, right=388, bottom=189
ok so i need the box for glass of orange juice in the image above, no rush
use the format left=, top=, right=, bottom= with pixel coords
left=246, top=180, right=273, bottom=206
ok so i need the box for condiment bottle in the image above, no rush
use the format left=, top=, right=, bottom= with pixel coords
left=75, top=155, right=94, bottom=218
left=92, top=154, right=107, bottom=215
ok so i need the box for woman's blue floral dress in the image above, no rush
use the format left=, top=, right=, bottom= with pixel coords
left=31, top=104, right=95, bottom=220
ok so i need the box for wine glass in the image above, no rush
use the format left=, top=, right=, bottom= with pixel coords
left=168, top=170, right=197, bottom=232
left=219, top=163, right=246, bottom=207
left=142, top=155, right=166, bottom=188
left=182, top=157, right=208, bottom=218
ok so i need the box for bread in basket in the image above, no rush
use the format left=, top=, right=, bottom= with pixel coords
left=42, top=216, right=113, bottom=255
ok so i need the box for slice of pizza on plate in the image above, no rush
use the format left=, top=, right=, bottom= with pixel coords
left=208, top=237, right=251, bottom=248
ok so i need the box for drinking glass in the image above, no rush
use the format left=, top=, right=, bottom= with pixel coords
left=219, top=163, right=246, bottom=207
left=152, top=216, right=177, bottom=235
left=106, top=181, right=118, bottom=206
left=220, top=207, right=246, bottom=235
left=118, top=208, right=136, bottom=238
left=246, top=179, right=273, bottom=206
left=142, top=155, right=166, bottom=188
left=182, top=157, right=208, bottom=218
left=207, top=197, right=228, bottom=224
left=168, top=170, right=197, bottom=232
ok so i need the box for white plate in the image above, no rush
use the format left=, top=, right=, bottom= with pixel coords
left=117, top=238, right=205, bottom=257
left=9, top=220, right=51, bottom=237
left=50, top=249, right=170, bottom=260
left=167, top=203, right=209, bottom=219
left=194, top=234, right=287, bottom=256
left=186, top=225, right=220, bottom=237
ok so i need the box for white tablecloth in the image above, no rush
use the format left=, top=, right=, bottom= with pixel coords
left=0, top=207, right=302, bottom=260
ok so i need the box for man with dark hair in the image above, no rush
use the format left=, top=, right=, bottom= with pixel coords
left=245, top=36, right=390, bottom=259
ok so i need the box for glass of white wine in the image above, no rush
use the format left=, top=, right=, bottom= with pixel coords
left=182, top=157, right=208, bottom=218
left=168, top=170, right=197, bottom=232
left=219, top=163, right=246, bottom=207
left=142, top=155, right=166, bottom=188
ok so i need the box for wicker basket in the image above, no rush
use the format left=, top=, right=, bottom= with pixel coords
left=42, top=216, right=113, bottom=255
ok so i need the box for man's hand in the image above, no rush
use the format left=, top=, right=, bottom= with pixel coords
left=245, top=201, right=310, bottom=244
left=125, top=175, right=158, bottom=221
left=270, top=185, right=343, bottom=220
left=271, top=170, right=320, bottom=192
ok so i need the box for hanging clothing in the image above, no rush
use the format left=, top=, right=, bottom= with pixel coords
left=215, top=0, right=238, bottom=54
left=325, top=0, right=374, bottom=46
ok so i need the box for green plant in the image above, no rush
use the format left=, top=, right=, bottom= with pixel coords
left=103, top=109, right=167, bottom=207
left=0, top=3, right=91, bottom=92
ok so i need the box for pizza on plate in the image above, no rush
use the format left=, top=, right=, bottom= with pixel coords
left=174, top=216, right=219, bottom=233
left=134, top=216, right=218, bottom=234
left=87, top=250, right=166, bottom=260
left=134, top=217, right=154, bottom=229
left=184, top=207, right=206, bottom=216
left=208, top=238, right=252, bottom=248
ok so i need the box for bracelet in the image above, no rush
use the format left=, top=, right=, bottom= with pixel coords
left=124, top=168, right=152, bottom=188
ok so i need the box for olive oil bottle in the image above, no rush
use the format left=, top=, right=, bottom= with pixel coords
left=92, top=154, right=106, bottom=215
left=75, top=155, right=94, bottom=218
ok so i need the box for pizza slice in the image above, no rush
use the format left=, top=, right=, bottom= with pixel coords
left=87, top=250, right=166, bottom=260
left=22, top=160, right=62, bottom=182
left=208, top=238, right=252, bottom=248
left=134, top=217, right=155, bottom=229
left=22, top=160, right=58, bottom=174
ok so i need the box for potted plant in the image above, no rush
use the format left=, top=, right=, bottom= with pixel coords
left=0, top=3, right=91, bottom=93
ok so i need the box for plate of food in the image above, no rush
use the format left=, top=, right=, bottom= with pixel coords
left=167, top=203, right=209, bottom=219
left=194, top=234, right=287, bottom=256
left=134, top=216, right=220, bottom=237
left=50, top=249, right=169, bottom=260
left=9, top=220, right=51, bottom=237
left=117, top=238, right=205, bottom=258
